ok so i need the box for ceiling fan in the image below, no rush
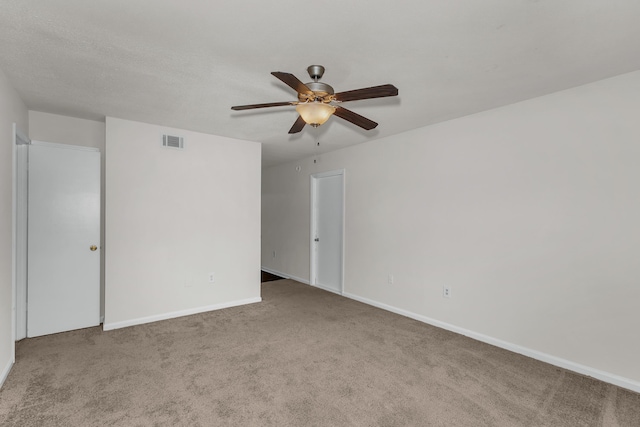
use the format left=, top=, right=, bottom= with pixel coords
left=231, top=65, right=398, bottom=134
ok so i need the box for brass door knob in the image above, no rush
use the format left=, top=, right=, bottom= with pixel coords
left=90, top=245, right=98, bottom=251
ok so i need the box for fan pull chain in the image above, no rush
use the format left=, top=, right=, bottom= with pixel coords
left=314, top=140, right=319, bottom=163
left=313, top=126, right=320, bottom=164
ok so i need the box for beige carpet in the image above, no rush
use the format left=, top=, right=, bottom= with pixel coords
left=1, top=279, right=638, bottom=426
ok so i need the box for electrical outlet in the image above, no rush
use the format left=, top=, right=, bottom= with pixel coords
left=443, top=286, right=451, bottom=298
left=209, top=272, right=215, bottom=283
left=388, top=274, right=394, bottom=285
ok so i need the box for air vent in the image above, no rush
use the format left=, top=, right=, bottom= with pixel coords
left=162, top=134, right=184, bottom=149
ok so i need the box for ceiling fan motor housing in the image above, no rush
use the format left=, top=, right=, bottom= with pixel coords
left=296, top=65, right=334, bottom=102
left=300, top=81, right=335, bottom=103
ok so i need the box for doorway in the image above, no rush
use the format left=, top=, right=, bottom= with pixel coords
left=12, top=124, right=29, bottom=347
left=14, top=139, right=101, bottom=338
left=310, top=170, right=345, bottom=294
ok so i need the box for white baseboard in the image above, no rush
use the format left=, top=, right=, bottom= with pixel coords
left=343, top=292, right=640, bottom=394
left=288, top=274, right=310, bottom=285
left=0, top=357, right=13, bottom=389
left=102, top=297, right=262, bottom=331
left=261, top=267, right=310, bottom=285
left=310, top=282, right=342, bottom=295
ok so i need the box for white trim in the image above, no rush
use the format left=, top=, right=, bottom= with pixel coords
left=311, top=169, right=345, bottom=179
left=342, top=291, right=640, bottom=394
left=11, top=124, right=17, bottom=361
left=0, top=358, right=12, bottom=389
left=260, top=267, right=310, bottom=285
left=30, top=140, right=99, bottom=152
left=288, top=274, right=311, bottom=285
left=310, top=282, right=342, bottom=295
left=14, top=128, right=29, bottom=342
left=11, top=124, right=29, bottom=359
left=102, top=297, right=262, bottom=331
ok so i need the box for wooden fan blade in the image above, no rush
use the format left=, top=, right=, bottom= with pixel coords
left=231, top=101, right=294, bottom=111
left=334, top=84, right=398, bottom=102
left=271, top=72, right=314, bottom=95
left=333, top=106, right=378, bottom=130
left=288, top=116, right=306, bottom=134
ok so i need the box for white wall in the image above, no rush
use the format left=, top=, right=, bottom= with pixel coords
left=262, top=70, right=640, bottom=390
left=0, top=68, right=28, bottom=387
left=104, top=117, right=261, bottom=329
left=28, top=111, right=107, bottom=317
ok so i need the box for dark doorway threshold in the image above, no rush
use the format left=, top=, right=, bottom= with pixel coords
left=261, top=270, right=286, bottom=282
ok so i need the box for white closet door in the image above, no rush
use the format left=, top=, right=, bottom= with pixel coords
left=27, top=143, right=100, bottom=337
left=312, top=171, right=344, bottom=294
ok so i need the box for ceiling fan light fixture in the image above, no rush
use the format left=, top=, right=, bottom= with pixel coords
left=231, top=65, right=398, bottom=133
left=296, top=102, right=336, bottom=127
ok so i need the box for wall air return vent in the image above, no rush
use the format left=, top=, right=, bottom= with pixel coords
left=162, top=134, right=184, bottom=150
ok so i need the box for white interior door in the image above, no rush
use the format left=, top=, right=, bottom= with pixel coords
left=311, top=170, right=344, bottom=294
left=27, top=142, right=101, bottom=337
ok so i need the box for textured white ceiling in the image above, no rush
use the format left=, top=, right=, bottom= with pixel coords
left=1, top=1, right=639, bottom=167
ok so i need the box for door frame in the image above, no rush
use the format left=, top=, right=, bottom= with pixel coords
left=310, top=169, right=345, bottom=295
left=12, top=124, right=30, bottom=349
left=13, top=138, right=100, bottom=340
